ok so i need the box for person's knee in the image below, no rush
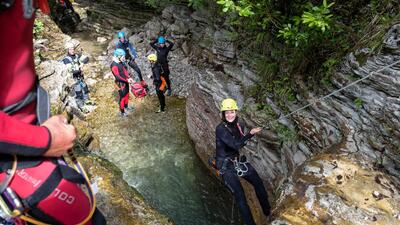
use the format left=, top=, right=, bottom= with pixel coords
left=231, top=187, right=247, bottom=202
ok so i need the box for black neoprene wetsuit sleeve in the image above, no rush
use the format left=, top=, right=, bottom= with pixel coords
left=166, top=40, right=174, bottom=51
left=215, top=124, right=253, bottom=154
left=150, top=40, right=158, bottom=50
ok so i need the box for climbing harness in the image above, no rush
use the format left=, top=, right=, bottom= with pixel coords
left=261, top=59, right=400, bottom=129
left=0, top=151, right=97, bottom=225
left=0, top=84, right=96, bottom=225
left=231, top=157, right=248, bottom=177
left=209, top=155, right=249, bottom=177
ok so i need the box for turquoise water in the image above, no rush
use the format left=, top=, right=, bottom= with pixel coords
left=97, top=97, right=243, bottom=225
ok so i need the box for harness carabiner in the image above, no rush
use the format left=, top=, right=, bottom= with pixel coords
left=231, top=157, right=248, bottom=177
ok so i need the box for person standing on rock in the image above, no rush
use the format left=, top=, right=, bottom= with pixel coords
left=215, top=98, right=271, bottom=225
left=62, top=41, right=90, bottom=110
left=150, top=36, right=174, bottom=96
left=0, top=0, right=106, bottom=224
left=115, top=31, right=144, bottom=82
left=111, top=48, right=135, bottom=117
left=147, top=54, right=166, bottom=113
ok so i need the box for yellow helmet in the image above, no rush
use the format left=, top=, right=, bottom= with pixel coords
left=147, top=54, right=157, bottom=62
left=220, top=98, right=238, bottom=112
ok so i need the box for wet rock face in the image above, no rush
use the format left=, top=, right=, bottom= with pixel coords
left=383, top=24, right=400, bottom=53
left=212, top=30, right=236, bottom=60
left=142, top=5, right=238, bottom=66
left=184, top=10, right=400, bottom=224
left=310, top=24, right=400, bottom=177
left=187, top=21, right=400, bottom=184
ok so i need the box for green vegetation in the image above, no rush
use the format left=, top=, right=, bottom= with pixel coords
left=256, top=103, right=276, bottom=118
left=273, top=123, right=298, bottom=142
left=33, top=19, right=44, bottom=38
left=354, top=98, right=363, bottom=109
left=320, top=58, right=338, bottom=87
left=278, top=0, right=334, bottom=47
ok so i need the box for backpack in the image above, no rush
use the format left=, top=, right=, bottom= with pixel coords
left=130, top=82, right=148, bottom=98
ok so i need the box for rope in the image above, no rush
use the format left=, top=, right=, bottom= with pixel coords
left=0, top=155, right=17, bottom=193
left=230, top=197, right=235, bottom=225
left=262, top=59, right=400, bottom=128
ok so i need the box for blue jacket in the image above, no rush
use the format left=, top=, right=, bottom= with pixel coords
left=116, top=40, right=138, bottom=60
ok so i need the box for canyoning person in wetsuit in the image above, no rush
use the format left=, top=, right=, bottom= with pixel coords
left=215, top=98, right=271, bottom=225
left=115, top=31, right=143, bottom=82
left=62, top=40, right=90, bottom=110
left=147, top=54, right=166, bottom=113
left=150, top=36, right=174, bottom=96
left=53, top=0, right=80, bottom=33
left=111, top=48, right=134, bottom=117
left=0, top=0, right=106, bottom=224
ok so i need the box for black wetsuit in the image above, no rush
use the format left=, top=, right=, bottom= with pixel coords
left=116, top=40, right=143, bottom=81
left=151, top=62, right=165, bottom=111
left=215, top=117, right=271, bottom=225
left=150, top=40, right=174, bottom=91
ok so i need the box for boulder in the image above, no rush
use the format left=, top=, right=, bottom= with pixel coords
left=144, top=18, right=165, bottom=40
left=181, top=41, right=191, bottom=56
left=161, top=6, right=175, bottom=23
left=190, top=9, right=213, bottom=24
left=171, top=5, right=192, bottom=23
left=169, top=20, right=189, bottom=36
left=212, top=30, right=236, bottom=60
left=97, top=37, right=107, bottom=43
left=272, top=156, right=400, bottom=225
left=37, top=60, right=72, bottom=104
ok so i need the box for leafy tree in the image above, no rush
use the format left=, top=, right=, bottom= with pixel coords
left=278, top=0, right=335, bottom=47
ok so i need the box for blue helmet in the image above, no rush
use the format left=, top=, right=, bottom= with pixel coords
left=114, top=48, right=126, bottom=57
left=117, top=31, right=125, bottom=39
left=158, top=36, right=165, bottom=44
